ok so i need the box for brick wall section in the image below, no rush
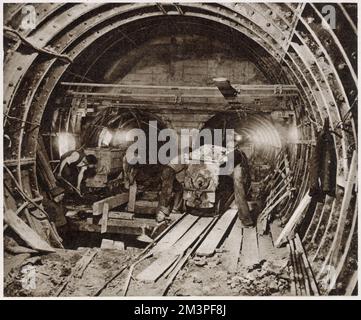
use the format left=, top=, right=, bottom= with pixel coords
left=103, top=34, right=268, bottom=130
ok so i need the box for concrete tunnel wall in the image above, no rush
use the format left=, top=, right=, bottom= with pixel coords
left=3, top=3, right=357, bottom=294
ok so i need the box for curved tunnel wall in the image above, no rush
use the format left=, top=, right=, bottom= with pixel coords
left=3, top=3, right=357, bottom=294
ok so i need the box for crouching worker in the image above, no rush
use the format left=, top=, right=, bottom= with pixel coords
left=58, top=150, right=97, bottom=195
left=156, top=145, right=254, bottom=227
left=157, top=165, right=185, bottom=222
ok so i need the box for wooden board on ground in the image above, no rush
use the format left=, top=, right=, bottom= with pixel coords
left=4, top=209, right=55, bottom=253
left=101, top=239, right=125, bottom=251
left=196, top=209, right=238, bottom=256
left=295, top=234, right=319, bottom=296
left=92, top=193, right=129, bottom=216
left=274, top=194, right=311, bottom=247
left=239, top=226, right=259, bottom=267
left=100, top=203, right=109, bottom=234
left=270, top=219, right=289, bottom=256
left=70, top=217, right=158, bottom=235
left=136, top=217, right=213, bottom=282
left=151, top=214, right=199, bottom=254
left=127, top=183, right=137, bottom=212
left=222, top=218, right=243, bottom=272
left=108, top=211, right=134, bottom=220
left=257, top=232, right=275, bottom=261
left=174, top=217, right=214, bottom=254
left=269, top=219, right=283, bottom=245
left=136, top=252, right=180, bottom=282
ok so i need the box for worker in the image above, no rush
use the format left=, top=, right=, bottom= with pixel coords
left=156, top=143, right=254, bottom=227
left=57, top=150, right=97, bottom=195
left=230, top=148, right=253, bottom=227
left=156, top=147, right=190, bottom=223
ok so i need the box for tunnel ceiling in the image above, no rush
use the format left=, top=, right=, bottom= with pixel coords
left=59, top=15, right=283, bottom=84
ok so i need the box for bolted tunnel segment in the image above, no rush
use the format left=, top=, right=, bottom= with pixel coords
left=2, top=2, right=357, bottom=297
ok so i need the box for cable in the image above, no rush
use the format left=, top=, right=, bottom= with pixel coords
left=4, top=113, right=40, bottom=127
left=4, top=26, right=73, bottom=64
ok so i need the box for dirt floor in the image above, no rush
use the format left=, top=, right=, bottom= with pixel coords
left=4, top=243, right=291, bottom=297
left=4, top=248, right=139, bottom=297
left=167, top=253, right=291, bottom=296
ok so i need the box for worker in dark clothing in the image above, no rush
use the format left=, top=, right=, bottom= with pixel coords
left=309, top=117, right=337, bottom=200
left=156, top=164, right=185, bottom=222
left=231, top=149, right=253, bottom=226
left=58, top=150, right=97, bottom=194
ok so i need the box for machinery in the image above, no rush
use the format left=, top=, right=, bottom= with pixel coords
left=84, top=147, right=124, bottom=189
left=183, top=145, right=233, bottom=215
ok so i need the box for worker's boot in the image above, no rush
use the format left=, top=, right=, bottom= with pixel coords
left=156, top=206, right=170, bottom=223
left=238, top=212, right=254, bottom=228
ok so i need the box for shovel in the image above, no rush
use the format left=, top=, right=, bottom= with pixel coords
left=58, top=177, right=83, bottom=198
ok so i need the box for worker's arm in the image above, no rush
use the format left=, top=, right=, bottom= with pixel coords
left=76, top=166, right=87, bottom=190
left=58, top=152, right=80, bottom=177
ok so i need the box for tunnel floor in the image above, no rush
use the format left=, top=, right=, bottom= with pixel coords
left=4, top=213, right=310, bottom=297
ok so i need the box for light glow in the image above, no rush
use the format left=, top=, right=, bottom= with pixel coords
left=98, top=128, right=113, bottom=147
left=58, top=132, right=76, bottom=157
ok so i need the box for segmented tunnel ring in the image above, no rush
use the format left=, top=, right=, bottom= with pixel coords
left=3, top=3, right=357, bottom=295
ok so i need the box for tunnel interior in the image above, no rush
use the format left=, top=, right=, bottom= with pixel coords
left=3, top=3, right=358, bottom=297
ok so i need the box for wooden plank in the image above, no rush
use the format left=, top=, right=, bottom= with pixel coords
left=36, top=136, right=58, bottom=191
left=259, top=191, right=291, bottom=235
left=329, top=201, right=358, bottom=292
left=136, top=252, right=180, bottom=282
left=222, top=218, right=243, bottom=272
left=196, top=209, right=238, bottom=256
left=151, top=214, right=199, bottom=254
left=289, top=239, right=305, bottom=296
left=287, top=243, right=297, bottom=296
left=127, top=183, right=137, bottom=212
left=136, top=217, right=214, bottom=282
left=259, top=190, right=291, bottom=223
left=329, top=151, right=357, bottom=263
left=239, top=226, right=259, bottom=266
left=101, top=203, right=109, bottom=234
left=174, top=217, right=214, bottom=254
left=298, top=251, right=311, bottom=296
left=70, top=217, right=158, bottom=235
left=92, top=193, right=129, bottom=216
left=270, top=219, right=283, bottom=244
left=345, top=271, right=358, bottom=296
left=107, top=211, right=134, bottom=220
left=257, top=232, right=275, bottom=261
left=101, top=239, right=124, bottom=250
left=270, top=219, right=289, bottom=257
left=274, top=193, right=312, bottom=247
left=4, top=209, right=55, bottom=253
left=295, top=234, right=319, bottom=296
left=74, top=249, right=98, bottom=278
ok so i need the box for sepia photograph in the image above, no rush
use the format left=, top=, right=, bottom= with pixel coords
left=1, top=1, right=358, bottom=299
